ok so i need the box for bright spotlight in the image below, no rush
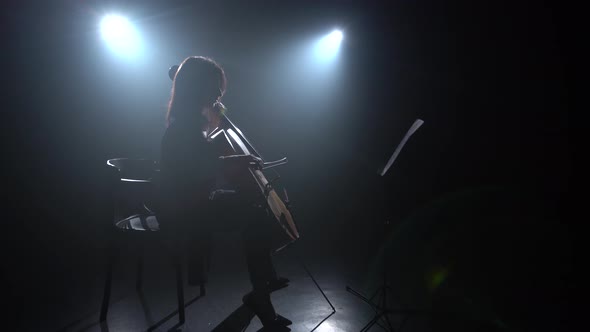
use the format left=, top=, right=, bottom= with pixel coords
left=100, top=14, right=142, bottom=58
left=314, top=29, right=343, bottom=61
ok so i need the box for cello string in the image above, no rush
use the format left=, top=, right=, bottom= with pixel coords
left=221, top=112, right=283, bottom=180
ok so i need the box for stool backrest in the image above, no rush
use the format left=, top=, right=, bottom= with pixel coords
left=106, top=158, right=160, bottom=221
left=107, top=158, right=159, bottom=181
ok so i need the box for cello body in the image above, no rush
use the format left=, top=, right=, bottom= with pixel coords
left=207, top=113, right=299, bottom=252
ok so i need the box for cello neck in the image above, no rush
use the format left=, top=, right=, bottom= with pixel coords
left=221, top=113, right=264, bottom=160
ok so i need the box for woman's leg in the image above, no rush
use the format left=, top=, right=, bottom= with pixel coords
left=241, top=207, right=293, bottom=328
left=242, top=223, right=277, bottom=321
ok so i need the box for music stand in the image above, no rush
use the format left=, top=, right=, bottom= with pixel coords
left=345, top=119, right=424, bottom=332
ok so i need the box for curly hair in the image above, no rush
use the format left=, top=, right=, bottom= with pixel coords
left=166, top=56, right=227, bottom=126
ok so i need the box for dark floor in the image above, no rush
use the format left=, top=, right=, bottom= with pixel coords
left=13, top=215, right=572, bottom=332
left=21, top=232, right=410, bottom=332
left=9, top=187, right=573, bottom=332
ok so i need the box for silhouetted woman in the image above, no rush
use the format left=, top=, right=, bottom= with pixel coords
left=158, top=56, right=291, bottom=331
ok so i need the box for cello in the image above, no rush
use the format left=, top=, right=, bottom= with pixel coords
left=168, top=65, right=299, bottom=252
left=212, top=103, right=299, bottom=252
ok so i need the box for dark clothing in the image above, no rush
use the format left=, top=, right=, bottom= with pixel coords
left=159, top=121, right=219, bottom=224
left=158, top=120, right=276, bottom=293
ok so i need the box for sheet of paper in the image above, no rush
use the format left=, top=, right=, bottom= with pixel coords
left=380, top=119, right=424, bottom=176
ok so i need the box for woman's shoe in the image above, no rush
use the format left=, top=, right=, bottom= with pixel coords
left=242, top=293, right=292, bottom=327
left=256, top=324, right=291, bottom=332
left=257, top=322, right=291, bottom=331
left=242, top=292, right=278, bottom=326
left=275, top=314, right=292, bottom=326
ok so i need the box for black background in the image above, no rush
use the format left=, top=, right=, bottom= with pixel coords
left=2, top=0, right=572, bottom=330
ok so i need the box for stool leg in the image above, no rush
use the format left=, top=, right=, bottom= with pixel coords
left=175, top=262, right=185, bottom=324
left=136, top=251, right=144, bottom=292
left=100, top=244, right=117, bottom=322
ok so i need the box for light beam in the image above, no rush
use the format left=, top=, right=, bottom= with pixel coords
left=100, top=14, right=142, bottom=58
left=314, top=29, right=343, bottom=61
